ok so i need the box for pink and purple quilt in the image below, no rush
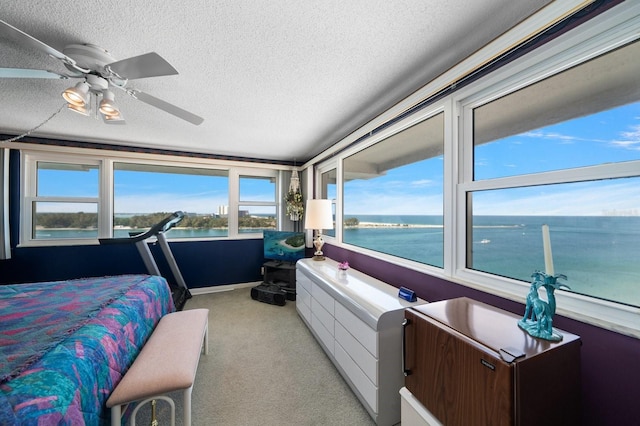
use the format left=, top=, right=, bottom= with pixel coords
left=0, top=274, right=175, bottom=425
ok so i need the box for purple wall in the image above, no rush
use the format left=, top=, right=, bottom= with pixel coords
left=324, top=243, right=640, bottom=426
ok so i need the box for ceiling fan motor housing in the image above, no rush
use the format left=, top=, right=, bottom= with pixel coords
left=62, top=44, right=115, bottom=74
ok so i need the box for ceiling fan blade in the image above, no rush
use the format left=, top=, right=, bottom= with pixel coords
left=130, top=90, right=204, bottom=125
left=0, top=67, right=70, bottom=79
left=0, top=19, right=84, bottom=72
left=107, top=52, right=178, bottom=80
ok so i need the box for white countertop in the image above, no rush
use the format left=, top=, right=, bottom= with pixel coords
left=297, top=258, right=426, bottom=328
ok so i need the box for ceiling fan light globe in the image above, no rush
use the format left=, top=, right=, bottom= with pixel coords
left=99, top=103, right=118, bottom=115
left=67, top=103, right=90, bottom=116
left=103, top=110, right=125, bottom=124
left=99, top=89, right=120, bottom=116
left=62, top=81, right=90, bottom=106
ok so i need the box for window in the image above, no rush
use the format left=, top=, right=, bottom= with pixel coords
left=473, top=42, right=640, bottom=180
left=317, top=4, right=639, bottom=335
left=22, top=152, right=285, bottom=245
left=465, top=39, right=640, bottom=308
left=26, top=161, right=100, bottom=241
left=238, top=175, right=277, bottom=233
left=342, top=113, right=444, bottom=267
left=320, top=168, right=337, bottom=237
left=114, top=163, right=229, bottom=238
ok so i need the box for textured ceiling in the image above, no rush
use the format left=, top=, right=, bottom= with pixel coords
left=0, top=1, right=549, bottom=163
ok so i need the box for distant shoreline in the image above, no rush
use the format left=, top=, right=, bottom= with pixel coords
left=350, top=222, right=442, bottom=229
left=40, top=223, right=524, bottom=231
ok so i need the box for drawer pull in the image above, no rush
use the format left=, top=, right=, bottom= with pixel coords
left=402, top=318, right=412, bottom=376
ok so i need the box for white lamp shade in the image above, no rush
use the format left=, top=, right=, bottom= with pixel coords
left=304, top=199, right=333, bottom=230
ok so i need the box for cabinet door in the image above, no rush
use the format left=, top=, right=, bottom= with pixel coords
left=404, top=309, right=514, bottom=426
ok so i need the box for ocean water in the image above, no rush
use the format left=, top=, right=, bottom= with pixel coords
left=344, top=215, right=639, bottom=307
left=35, top=215, right=639, bottom=307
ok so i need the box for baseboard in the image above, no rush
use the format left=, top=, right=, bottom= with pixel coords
left=189, top=281, right=260, bottom=296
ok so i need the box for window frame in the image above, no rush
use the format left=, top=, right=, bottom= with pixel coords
left=20, top=147, right=287, bottom=246
left=340, top=108, right=447, bottom=268
left=111, top=159, right=231, bottom=239
left=310, top=2, right=640, bottom=337
left=454, top=28, right=640, bottom=335
left=317, top=104, right=449, bottom=273
left=232, top=168, right=279, bottom=237
left=22, top=152, right=104, bottom=246
left=316, top=161, right=338, bottom=239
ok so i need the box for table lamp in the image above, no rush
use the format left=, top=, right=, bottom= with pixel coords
left=304, top=199, right=333, bottom=261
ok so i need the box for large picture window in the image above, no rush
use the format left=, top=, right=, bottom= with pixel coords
left=22, top=153, right=284, bottom=244
left=466, top=39, right=640, bottom=308
left=343, top=113, right=444, bottom=267
left=114, top=163, right=229, bottom=238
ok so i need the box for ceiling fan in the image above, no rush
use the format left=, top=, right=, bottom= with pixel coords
left=0, top=19, right=203, bottom=125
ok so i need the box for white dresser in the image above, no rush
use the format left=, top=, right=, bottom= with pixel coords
left=296, top=258, right=425, bottom=426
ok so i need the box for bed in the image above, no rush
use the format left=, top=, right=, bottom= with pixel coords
left=0, top=274, right=175, bottom=425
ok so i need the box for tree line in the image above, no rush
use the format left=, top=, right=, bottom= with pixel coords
left=36, top=212, right=275, bottom=229
left=344, top=217, right=359, bottom=226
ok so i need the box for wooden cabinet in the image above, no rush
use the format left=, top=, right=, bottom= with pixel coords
left=404, top=297, right=581, bottom=426
left=296, top=258, right=425, bottom=426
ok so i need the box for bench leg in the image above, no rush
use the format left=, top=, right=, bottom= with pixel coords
left=183, top=386, right=193, bottom=426
left=129, top=396, right=176, bottom=426
left=111, top=405, right=122, bottom=426
left=204, top=321, right=209, bottom=355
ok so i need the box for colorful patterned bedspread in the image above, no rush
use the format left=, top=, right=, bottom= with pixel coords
left=0, top=274, right=175, bottom=425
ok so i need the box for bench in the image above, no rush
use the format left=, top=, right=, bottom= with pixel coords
left=106, top=308, right=209, bottom=426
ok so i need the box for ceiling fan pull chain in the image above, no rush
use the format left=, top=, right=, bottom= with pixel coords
left=0, top=103, right=66, bottom=144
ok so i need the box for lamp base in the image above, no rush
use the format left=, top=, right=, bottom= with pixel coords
left=311, top=233, right=325, bottom=261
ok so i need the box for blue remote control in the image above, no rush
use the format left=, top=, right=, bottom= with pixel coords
left=398, top=286, right=417, bottom=302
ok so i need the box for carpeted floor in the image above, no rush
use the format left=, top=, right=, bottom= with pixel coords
left=133, top=286, right=376, bottom=425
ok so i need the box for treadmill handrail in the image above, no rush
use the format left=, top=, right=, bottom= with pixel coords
left=99, top=211, right=185, bottom=245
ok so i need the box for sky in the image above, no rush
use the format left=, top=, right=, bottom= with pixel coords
left=38, top=102, right=639, bottom=217
left=345, top=101, right=640, bottom=216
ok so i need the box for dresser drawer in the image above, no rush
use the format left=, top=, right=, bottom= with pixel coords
left=335, top=342, right=377, bottom=413
left=296, top=271, right=312, bottom=293
left=296, top=288, right=311, bottom=324
left=311, top=311, right=334, bottom=355
left=312, top=282, right=334, bottom=314
left=297, top=284, right=311, bottom=311
left=335, top=302, right=377, bottom=356
left=312, top=297, right=334, bottom=335
left=335, top=321, right=378, bottom=386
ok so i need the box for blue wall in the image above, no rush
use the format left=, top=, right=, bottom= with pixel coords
left=0, top=239, right=264, bottom=287
left=324, top=243, right=640, bottom=426
left=0, top=149, right=264, bottom=287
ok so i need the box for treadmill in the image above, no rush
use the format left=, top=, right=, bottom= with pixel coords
left=99, top=211, right=192, bottom=310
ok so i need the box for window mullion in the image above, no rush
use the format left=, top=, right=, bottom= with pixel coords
left=100, top=159, right=113, bottom=239
left=228, top=170, right=239, bottom=238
